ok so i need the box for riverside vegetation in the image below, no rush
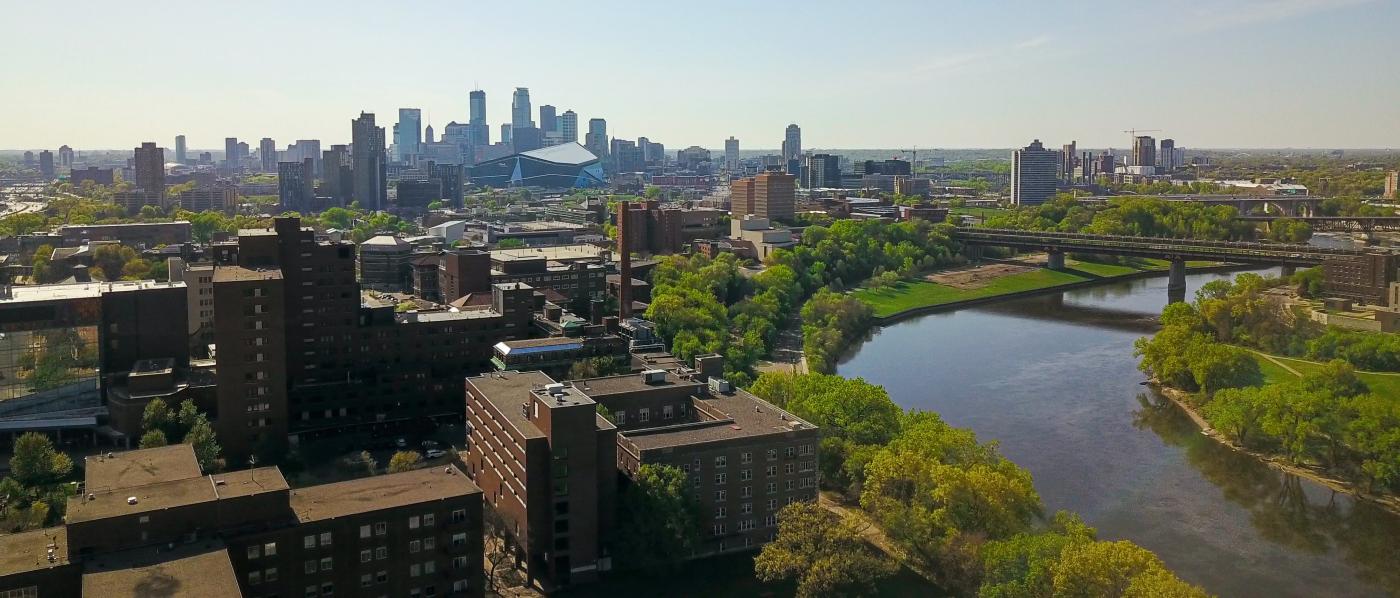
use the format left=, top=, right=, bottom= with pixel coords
left=1135, top=272, right=1400, bottom=497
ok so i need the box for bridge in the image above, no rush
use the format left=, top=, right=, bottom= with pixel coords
left=952, top=227, right=1373, bottom=301
left=1077, top=195, right=1321, bottom=217
left=1237, top=215, right=1400, bottom=234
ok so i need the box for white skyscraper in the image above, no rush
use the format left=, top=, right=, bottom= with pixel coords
left=725, top=136, right=739, bottom=171
left=781, top=124, right=801, bottom=162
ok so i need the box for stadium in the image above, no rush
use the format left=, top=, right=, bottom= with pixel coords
left=468, top=142, right=606, bottom=189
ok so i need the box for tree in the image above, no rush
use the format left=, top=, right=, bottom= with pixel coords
left=388, top=451, right=423, bottom=473
left=9, top=433, right=74, bottom=487
left=754, top=502, right=896, bottom=598
left=1051, top=540, right=1207, bottom=598
left=359, top=450, right=378, bottom=476
left=496, top=238, right=525, bottom=249
left=612, top=464, right=701, bottom=569
left=979, top=511, right=1096, bottom=598
left=30, top=244, right=57, bottom=283
left=1291, top=267, right=1325, bottom=298
left=567, top=356, right=623, bottom=380
left=139, top=429, right=169, bottom=449
left=184, top=418, right=222, bottom=472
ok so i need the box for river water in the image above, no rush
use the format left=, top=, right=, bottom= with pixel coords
left=837, top=268, right=1400, bottom=598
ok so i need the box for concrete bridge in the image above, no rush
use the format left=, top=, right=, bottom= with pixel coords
left=1237, top=215, right=1400, bottom=238
left=1078, top=195, right=1321, bottom=217
left=953, top=227, right=1370, bottom=302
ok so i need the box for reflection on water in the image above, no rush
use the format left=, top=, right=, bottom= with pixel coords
left=837, top=268, right=1400, bottom=598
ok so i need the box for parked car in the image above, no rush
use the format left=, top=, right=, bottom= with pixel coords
left=425, top=449, right=447, bottom=459
left=421, top=440, right=439, bottom=449
left=395, top=438, right=408, bottom=449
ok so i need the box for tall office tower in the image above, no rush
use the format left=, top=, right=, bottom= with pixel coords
left=1011, top=139, right=1058, bottom=206
left=57, top=145, right=74, bottom=168
left=351, top=112, right=387, bottom=210
left=511, top=87, right=533, bottom=130
left=1061, top=140, right=1077, bottom=183
left=539, top=104, right=557, bottom=133
left=259, top=137, right=277, bottom=172
left=500, top=124, right=513, bottom=145
left=38, top=151, right=55, bottom=180
left=1159, top=138, right=1176, bottom=170
left=133, top=142, right=166, bottom=200
left=277, top=159, right=315, bottom=212
left=322, top=144, right=352, bottom=205
left=560, top=110, right=578, bottom=143
left=174, top=135, right=187, bottom=164
left=802, top=153, right=840, bottom=189
left=424, top=123, right=435, bottom=144
left=224, top=137, right=239, bottom=171
left=1131, top=135, right=1156, bottom=168
left=1096, top=152, right=1116, bottom=177
left=292, top=139, right=322, bottom=177
left=638, top=137, right=653, bottom=164
left=782, top=124, right=802, bottom=162
left=585, top=118, right=607, bottom=158
left=725, top=136, right=739, bottom=171
left=396, top=108, right=422, bottom=162
left=468, top=89, right=489, bottom=148
left=753, top=171, right=796, bottom=221
left=22, top=151, right=34, bottom=166
left=237, top=141, right=249, bottom=165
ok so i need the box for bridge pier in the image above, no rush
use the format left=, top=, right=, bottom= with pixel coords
left=1281, top=265, right=1296, bottom=278
left=1167, top=259, right=1187, bottom=303
left=1046, top=251, right=1065, bottom=270
left=963, top=244, right=984, bottom=262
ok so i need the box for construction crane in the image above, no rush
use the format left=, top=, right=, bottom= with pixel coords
left=1122, top=128, right=1161, bottom=144
left=899, top=146, right=917, bottom=173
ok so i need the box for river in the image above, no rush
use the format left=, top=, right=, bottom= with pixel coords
left=837, top=268, right=1400, bottom=598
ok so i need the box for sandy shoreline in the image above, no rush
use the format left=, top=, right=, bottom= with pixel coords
left=1152, top=382, right=1400, bottom=516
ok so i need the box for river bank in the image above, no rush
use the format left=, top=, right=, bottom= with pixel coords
left=858, top=258, right=1244, bottom=324
left=1152, top=381, right=1400, bottom=517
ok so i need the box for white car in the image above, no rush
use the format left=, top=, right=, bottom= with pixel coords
left=425, top=449, right=448, bottom=459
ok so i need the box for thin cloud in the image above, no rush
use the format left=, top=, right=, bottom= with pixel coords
left=1014, top=35, right=1052, bottom=50
left=910, top=36, right=1054, bottom=74
left=1189, top=0, right=1373, bottom=31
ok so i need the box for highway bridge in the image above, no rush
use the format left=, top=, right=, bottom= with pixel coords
left=952, top=227, right=1376, bottom=301
left=1077, top=195, right=1320, bottom=216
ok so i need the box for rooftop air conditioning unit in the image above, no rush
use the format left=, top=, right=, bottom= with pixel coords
left=544, top=383, right=566, bottom=396
left=642, top=369, right=666, bottom=384
left=709, top=377, right=733, bottom=394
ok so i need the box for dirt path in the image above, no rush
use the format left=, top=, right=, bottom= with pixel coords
left=819, top=493, right=903, bottom=559
left=1249, top=349, right=1302, bottom=376
left=755, top=312, right=807, bottom=375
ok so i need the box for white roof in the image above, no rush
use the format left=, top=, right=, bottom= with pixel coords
left=521, top=142, right=598, bottom=165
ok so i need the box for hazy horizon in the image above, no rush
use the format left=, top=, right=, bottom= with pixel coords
left=3, top=0, right=1397, bottom=150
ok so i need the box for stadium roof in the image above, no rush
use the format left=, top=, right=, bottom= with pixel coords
left=521, top=142, right=598, bottom=165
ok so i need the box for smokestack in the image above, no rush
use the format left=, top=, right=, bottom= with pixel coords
left=617, top=202, right=632, bottom=319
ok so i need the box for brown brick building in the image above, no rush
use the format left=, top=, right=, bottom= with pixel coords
left=0, top=444, right=485, bottom=598
left=462, top=356, right=819, bottom=589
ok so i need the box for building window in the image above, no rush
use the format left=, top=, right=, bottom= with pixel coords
left=613, top=410, right=626, bottom=424
left=265, top=567, right=278, bottom=582
left=715, top=506, right=727, bottom=519
left=715, top=490, right=727, bottom=501
left=247, top=545, right=261, bottom=560
left=715, top=456, right=727, bottom=468
left=741, top=452, right=752, bottom=464
left=715, top=472, right=727, bottom=485
left=785, top=446, right=796, bottom=458
left=423, top=513, right=435, bottom=527
left=411, top=564, right=422, bottom=578
left=361, top=549, right=372, bottom=563
left=740, top=469, right=752, bottom=481
left=409, top=516, right=421, bottom=529
left=452, top=533, right=467, bottom=547
left=787, top=480, right=796, bottom=491
left=663, top=405, right=674, bottom=420
left=320, top=557, right=333, bottom=571
left=767, top=483, right=777, bottom=495
left=264, top=542, right=277, bottom=557
left=451, top=509, right=467, bottom=523
left=639, top=408, right=650, bottom=422
left=321, top=582, right=334, bottom=596
left=766, top=466, right=776, bottom=478
left=304, top=585, right=317, bottom=598
left=375, top=522, right=387, bottom=536
left=766, top=515, right=777, bottom=527
left=741, top=502, right=753, bottom=514
left=360, top=573, right=373, bottom=588
left=304, top=560, right=317, bottom=575
left=376, top=547, right=388, bottom=560
left=249, top=571, right=262, bottom=585
left=767, top=499, right=778, bottom=511
left=304, top=535, right=316, bottom=549
left=453, top=556, right=469, bottom=569
left=410, top=540, right=421, bottom=553
left=712, top=523, right=726, bottom=536
left=741, top=486, right=752, bottom=498
left=424, top=537, right=435, bottom=550
left=377, top=571, right=389, bottom=584
left=425, top=561, right=436, bottom=574
left=767, top=449, right=777, bottom=461
left=320, top=532, right=333, bottom=546
left=785, top=463, right=795, bottom=474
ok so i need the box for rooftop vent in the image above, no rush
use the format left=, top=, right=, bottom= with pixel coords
left=126, top=496, right=138, bottom=505
left=214, top=480, right=226, bottom=486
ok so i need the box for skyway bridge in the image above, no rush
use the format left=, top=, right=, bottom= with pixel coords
left=1236, top=215, right=1400, bottom=234
left=952, top=227, right=1377, bottom=301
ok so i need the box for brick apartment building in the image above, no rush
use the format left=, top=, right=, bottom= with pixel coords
left=729, top=172, right=795, bottom=223
left=615, top=201, right=725, bottom=255
left=209, top=217, right=536, bottom=463
left=430, top=246, right=606, bottom=310
left=0, top=444, right=484, bottom=598
left=461, top=356, right=819, bottom=589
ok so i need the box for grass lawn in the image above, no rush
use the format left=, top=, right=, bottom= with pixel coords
left=1248, top=352, right=1400, bottom=395
left=855, top=269, right=1091, bottom=317
left=1065, top=260, right=1146, bottom=278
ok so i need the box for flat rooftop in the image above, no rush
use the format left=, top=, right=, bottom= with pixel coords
left=68, top=467, right=288, bottom=524
left=212, top=266, right=282, bottom=283
left=574, top=370, right=704, bottom=398
left=467, top=371, right=555, bottom=440
left=0, top=527, right=69, bottom=577
left=0, top=280, right=186, bottom=304
left=490, top=244, right=605, bottom=262
left=84, top=444, right=203, bottom=493
left=397, top=308, right=502, bottom=323
left=290, top=465, right=480, bottom=522
left=82, top=542, right=242, bottom=598
left=622, top=389, right=817, bottom=451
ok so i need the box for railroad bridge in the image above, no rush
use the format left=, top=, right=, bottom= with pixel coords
left=952, top=227, right=1391, bottom=303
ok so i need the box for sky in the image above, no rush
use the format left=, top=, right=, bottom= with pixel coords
left=2, top=0, right=1398, bottom=151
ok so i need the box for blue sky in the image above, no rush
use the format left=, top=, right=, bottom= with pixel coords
left=2, top=0, right=1396, bottom=150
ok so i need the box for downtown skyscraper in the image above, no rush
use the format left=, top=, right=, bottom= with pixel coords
left=560, top=110, right=578, bottom=143
left=511, top=87, right=534, bottom=130
left=782, top=124, right=801, bottom=162
left=539, top=105, right=557, bottom=133
left=468, top=89, right=489, bottom=148
left=725, top=136, right=739, bottom=171
left=395, top=108, right=422, bottom=163
left=585, top=118, right=607, bottom=158
left=174, top=135, right=187, bottom=164
left=1011, top=139, right=1058, bottom=206
left=259, top=137, right=277, bottom=172
left=351, top=112, right=387, bottom=210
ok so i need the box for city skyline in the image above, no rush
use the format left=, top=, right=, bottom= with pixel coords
left=3, top=0, right=1398, bottom=150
